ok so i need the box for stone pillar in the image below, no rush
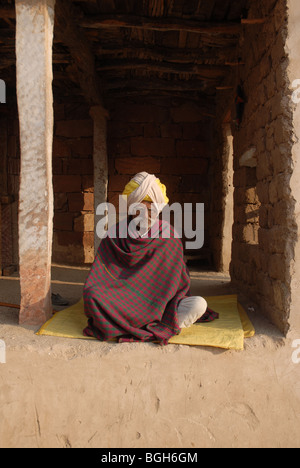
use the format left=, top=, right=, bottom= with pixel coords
left=16, top=0, right=55, bottom=325
left=221, top=123, right=234, bottom=273
left=90, top=105, right=108, bottom=254
left=287, top=0, right=300, bottom=337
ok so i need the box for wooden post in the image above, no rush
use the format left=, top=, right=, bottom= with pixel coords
left=16, top=0, right=55, bottom=325
left=90, top=106, right=108, bottom=253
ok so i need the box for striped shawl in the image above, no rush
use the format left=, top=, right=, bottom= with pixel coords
left=83, top=220, right=191, bottom=345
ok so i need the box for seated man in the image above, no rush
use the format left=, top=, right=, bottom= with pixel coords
left=83, top=172, right=216, bottom=345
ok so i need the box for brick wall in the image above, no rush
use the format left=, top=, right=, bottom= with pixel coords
left=229, top=0, right=293, bottom=332
left=1, top=98, right=97, bottom=268
left=107, top=97, right=213, bottom=254
left=52, top=101, right=95, bottom=264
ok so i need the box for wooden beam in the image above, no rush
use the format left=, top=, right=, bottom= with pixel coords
left=216, top=86, right=234, bottom=90
left=53, top=73, right=217, bottom=91
left=55, top=0, right=105, bottom=109
left=80, top=15, right=242, bottom=35
left=95, top=44, right=235, bottom=64
left=241, top=19, right=266, bottom=25
left=225, top=61, right=245, bottom=66
left=106, top=89, right=208, bottom=99
left=97, top=60, right=229, bottom=78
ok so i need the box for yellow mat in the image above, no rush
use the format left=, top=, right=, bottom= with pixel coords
left=37, top=294, right=255, bottom=350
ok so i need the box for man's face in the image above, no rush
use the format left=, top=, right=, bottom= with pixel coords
left=132, top=201, right=153, bottom=229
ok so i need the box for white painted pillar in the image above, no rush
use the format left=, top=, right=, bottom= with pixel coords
left=90, top=105, right=108, bottom=254
left=16, top=0, right=55, bottom=325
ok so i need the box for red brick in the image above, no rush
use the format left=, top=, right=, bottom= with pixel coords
left=108, top=192, right=121, bottom=211
left=172, top=192, right=210, bottom=205
left=180, top=174, right=209, bottom=193
left=53, top=158, right=62, bottom=175
left=54, top=212, right=74, bottom=231
left=55, top=119, right=93, bottom=138
left=52, top=232, right=94, bottom=265
left=53, top=103, right=65, bottom=121
left=54, top=193, right=68, bottom=212
left=160, top=123, right=182, bottom=139
left=115, top=157, right=161, bottom=175
left=111, top=104, right=169, bottom=123
left=74, top=213, right=94, bottom=232
left=82, top=175, right=94, bottom=192
left=182, top=122, right=211, bottom=139
left=68, top=192, right=94, bottom=212
left=171, top=103, right=206, bottom=123
left=55, top=230, right=83, bottom=247
left=143, top=123, right=160, bottom=138
left=131, top=137, right=175, bottom=157
left=176, top=140, right=208, bottom=158
left=108, top=175, right=131, bottom=192
left=161, top=158, right=209, bottom=175
left=69, top=138, right=93, bottom=157
left=53, top=138, right=71, bottom=158
left=53, top=175, right=82, bottom=193
left=82, top=231, right=94, bottom=249
left=108, top=156, right=115, bottom=176
left=64, top=103, right=90, bottom=120
left=63, top=158, right=93, bottom=175
left=157, top=174, right=181, bottom=194
left=108, top=122, right=144, bottom=138
left=108, top=138, right=131, bottom=156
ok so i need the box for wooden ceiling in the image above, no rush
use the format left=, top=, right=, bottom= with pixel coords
left=0, top=0, right=255, bottom=105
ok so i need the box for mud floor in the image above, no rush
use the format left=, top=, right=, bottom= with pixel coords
left=0, top=266, right=299, bottom=448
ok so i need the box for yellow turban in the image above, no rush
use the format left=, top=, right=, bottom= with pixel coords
left=123, top=174, right=169, bottom=205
